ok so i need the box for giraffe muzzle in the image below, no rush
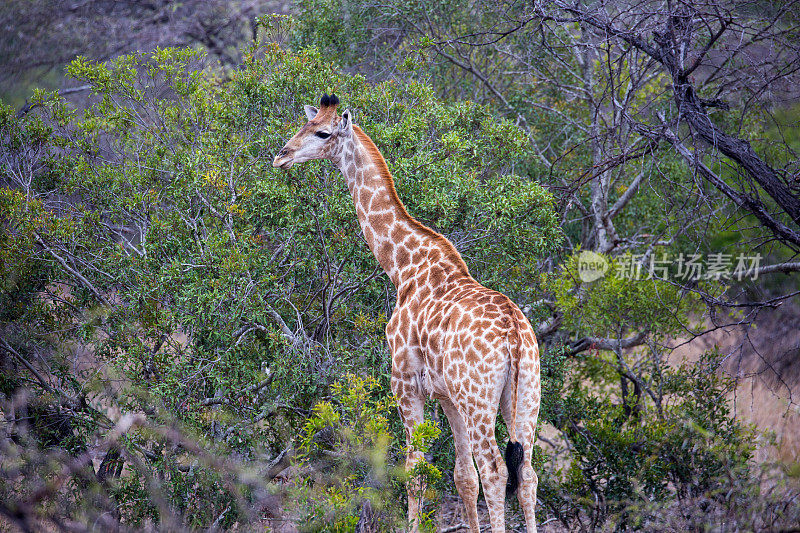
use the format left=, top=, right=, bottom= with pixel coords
left=272, top=148, right=294, bottom=169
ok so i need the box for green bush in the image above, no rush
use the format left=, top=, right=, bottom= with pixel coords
left=1, top=37, right=558, bottom=529
left=543, top=350, right=757, bottom=529
left=293, top=374, right=400, bottom=530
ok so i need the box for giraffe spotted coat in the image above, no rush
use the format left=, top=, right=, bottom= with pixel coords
left=274, top=94, right=541, bottom=533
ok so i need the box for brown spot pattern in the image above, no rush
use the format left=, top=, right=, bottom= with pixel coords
left=277, top=108, right=541, bottom=533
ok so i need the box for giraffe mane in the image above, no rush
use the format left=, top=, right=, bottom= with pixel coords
left=352, top=124, right=470, bottom=277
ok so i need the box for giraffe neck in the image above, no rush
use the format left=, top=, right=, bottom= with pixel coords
left=332, top=125, right=469, bottom=289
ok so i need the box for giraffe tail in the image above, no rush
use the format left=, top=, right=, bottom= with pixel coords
left=504, top=320, right=524, bottom=496
left=505, top=440, right=524, bottom=495
left=504, top=316, right=539, bottom=496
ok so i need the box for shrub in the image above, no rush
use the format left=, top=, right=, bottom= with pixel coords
left=1, top=35, right=557, bottom=529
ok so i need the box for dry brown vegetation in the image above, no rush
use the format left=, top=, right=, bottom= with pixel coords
left=672, top=304, right=800, bottom=469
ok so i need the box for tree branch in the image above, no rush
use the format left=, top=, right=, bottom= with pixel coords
left=34, top=233, right=113, bottom=306
left=569, top=330, right=649, bottom=356
left=0, top=337, right=82, bottom=409
left=656, top=122, right=800, bottom=248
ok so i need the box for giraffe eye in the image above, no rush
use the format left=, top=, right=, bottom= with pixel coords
left=315, top=131, right=331, bottom=139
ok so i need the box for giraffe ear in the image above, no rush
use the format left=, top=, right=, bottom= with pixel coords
left=339, top=109, right=353, bottom=136
left=304, top=105, right=319, bottom=121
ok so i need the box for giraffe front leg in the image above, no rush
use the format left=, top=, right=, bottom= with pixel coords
left=391, top=372, right=426, bottom=531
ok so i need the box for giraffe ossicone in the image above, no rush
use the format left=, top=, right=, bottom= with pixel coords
left=274, top=93, right=542, bottom=533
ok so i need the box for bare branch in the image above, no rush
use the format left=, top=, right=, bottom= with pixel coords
left=656, top=122, right=800, bottom=248
left=569, top=330, right=650, bottom=356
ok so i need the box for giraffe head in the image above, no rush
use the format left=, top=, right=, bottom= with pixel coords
left=272, top=93, right=353, bottom=169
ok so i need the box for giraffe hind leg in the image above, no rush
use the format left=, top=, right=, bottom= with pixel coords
left=439, top=397, right=481, bottom=533
left=469, top=423, right=508, bottom=532
left=515, top=429, right=539, bottom=533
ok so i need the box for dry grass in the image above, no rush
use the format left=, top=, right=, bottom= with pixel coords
left=670, top=303, right=800, bottom=469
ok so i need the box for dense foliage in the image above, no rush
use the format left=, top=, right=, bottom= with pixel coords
left=1, top=42, right=562, bottom=529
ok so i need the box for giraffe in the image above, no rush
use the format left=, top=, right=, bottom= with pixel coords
left=273, top=94, right=541, bottom=533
